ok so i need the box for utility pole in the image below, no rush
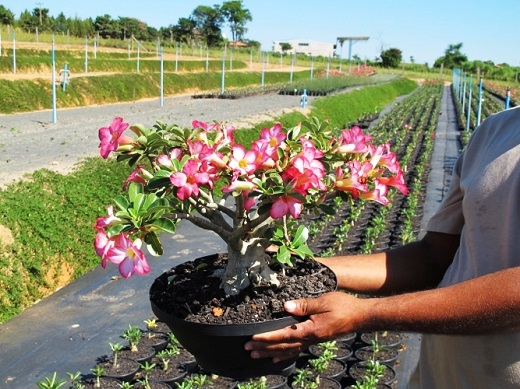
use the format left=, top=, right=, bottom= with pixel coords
left=35, top=2, right=43, bottom=25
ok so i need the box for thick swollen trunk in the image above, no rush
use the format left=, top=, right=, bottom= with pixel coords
left=220, top=240, right=280, bottom=296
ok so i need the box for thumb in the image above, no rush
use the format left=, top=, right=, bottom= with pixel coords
left=284, top=298, right=320, bottom=316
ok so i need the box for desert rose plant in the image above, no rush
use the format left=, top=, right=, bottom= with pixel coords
left=94, top=116, right=407, bottom=295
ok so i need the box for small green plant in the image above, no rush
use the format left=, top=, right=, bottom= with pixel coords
left=90, top=365, right=105, bottom=388
left=144, top=318, right=158, bottom=331
left=237, top=376, right=267, bottom=389
left=67, top=371, right=85, bottom=389
left=121, top=324, right=142, bottom=352
left=137, top=361, right=157, bottom=389
left=176, top=373, right=213, bottom=388
left=37, top=372, right=66, bottom=389
left=109, top=341, right=124, bottom=366
left=291, top=368, right=319, bottom=389
left=118, top=381, right=134, bottom=388
left=156, top=348, right=176, bottom=370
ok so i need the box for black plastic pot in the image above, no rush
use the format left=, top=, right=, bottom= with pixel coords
left=151, top=298, right=299, bottom=379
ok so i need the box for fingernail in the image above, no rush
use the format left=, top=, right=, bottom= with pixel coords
left=285, top=301, right=297, bottom=312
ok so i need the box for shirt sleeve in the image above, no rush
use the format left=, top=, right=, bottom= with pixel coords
left=426, top=151, right=465, bottom=235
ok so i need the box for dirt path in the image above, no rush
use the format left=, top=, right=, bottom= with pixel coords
left=0, top=93, right=309, bottom=188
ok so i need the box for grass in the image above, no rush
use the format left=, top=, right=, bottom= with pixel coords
left=0, top=70, right=311, bottom=114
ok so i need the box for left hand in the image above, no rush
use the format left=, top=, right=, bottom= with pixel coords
left=244, top=291, right=365, bottom=362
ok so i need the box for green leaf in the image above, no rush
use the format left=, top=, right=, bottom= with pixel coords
left=152, top=218, right=177, bottom=234
left=293, top=244, right=314, bottom=260
left=291, top=225, right=309, bottom=247
left=113, top=195, right=130, bottom=211
left=144, top=232, right=163, bottom=256
left=274, top=246, right=293, bottom=266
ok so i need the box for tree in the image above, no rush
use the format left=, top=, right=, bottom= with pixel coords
left=54, top=12, right=68, bottom=33
left=94, top=14, right=119, bottom=39
left=433, top=42, right=468, bottom=69
left=191, top=5, right=224, bottom=47
left=18, top=9, right=38, bottom=32
left=0, top=5, right=15, bottom=26
left=221, top=0, right=252, bottom=42
left=168, top=17, right=196, bottom=44
left=380, top=47, right=402, bottom=68
left=280, top=42, right=292, bottom=53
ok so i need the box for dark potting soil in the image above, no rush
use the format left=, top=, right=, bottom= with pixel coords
left=150, top=253, right=337, bottom=325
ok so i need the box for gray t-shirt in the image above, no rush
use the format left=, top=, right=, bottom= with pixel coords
left=408, top=106, right=520, bottom=388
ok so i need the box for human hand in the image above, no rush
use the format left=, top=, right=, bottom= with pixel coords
left=244, top=291, right=365, bottom=362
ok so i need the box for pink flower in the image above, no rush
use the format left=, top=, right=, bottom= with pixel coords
left=379, top=171, right=408, bottom=195
left=334, top=161, right=373, bottom=195
left=337, top=126, right=371, bottom=153
left=123, top=164, right=148, bottom=191
left=358, top=180, right=390, bottom=205
left=94, top=230, right=115, bottom=266
left=255, top=123, right=286, bottom=158
left=170, top=160, right=210, bottom=200
left=94, top=205, right=120, bottom=230
left=228, top=145, right=259, bottom=175
left=98, top=117, right=131, bottom=159
left=270, top=194, right=304, bottom=219
left=105, top=234, right=150, bottom=278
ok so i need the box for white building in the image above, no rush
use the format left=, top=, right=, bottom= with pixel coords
left=272, top=39, right=335, bottom=57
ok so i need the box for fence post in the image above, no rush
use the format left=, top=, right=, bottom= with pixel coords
left=466, top=75, right=473, bottom=132
left=84, top=36, right=88, bottom=74
left=12, top=30, right=16, bottom=74
left=221, top=50, right=226, bottom=94
left=51, top=39, right=57, bottom=123
left=160, top=48, right=164, bottom=108
left=477, top=78, right=483, bottom=126
left=461, top=74, right=467, bottom=114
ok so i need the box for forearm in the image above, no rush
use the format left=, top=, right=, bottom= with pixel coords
left=363, top=266, right=520, bottom=335
left=319, top=232, right=459, bottom=295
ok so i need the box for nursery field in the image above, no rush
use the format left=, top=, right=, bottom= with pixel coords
left=0, top=38, right=514, bottom=387
left=0, top=79, right=464, bottom=389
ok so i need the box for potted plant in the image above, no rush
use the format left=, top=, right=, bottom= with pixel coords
left=119, top=324, right=156, bottom=363
left=96, top=341, right=140, bottom=382
left=94, top=116, right=407, bottom=378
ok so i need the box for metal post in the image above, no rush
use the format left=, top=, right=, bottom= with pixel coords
left=137, top=42, right=140, bottom=73
left=12, top=30, right=16, bottom=74
left=461, top=74, right=467, bottom=114
left=339, top=43, right=343, bottom=72
left=221, top=50, right=225, bottom=94
left=290, top=53, right=294, bottom=84
left=160, top=48, right=164, bottom=107
left=466, top=75, right=473, bottom=132
left=94, top=38, right=97, bottom=59
left=175, top=43, right=179, bottom=72
left=477, top=78, right=483, bottom=126
left=348, top=40, right=353, bottom=73
left=310, top=57, right=314, bottom=81
left=51, top=39, right=57, bottom=123
left=326, top=56, right=330, bottom=79
left=261, top=53, right=265, bottom=90
left=84, top=36, right=88, bottom=74
left=205, top=48, right=209, bottom=72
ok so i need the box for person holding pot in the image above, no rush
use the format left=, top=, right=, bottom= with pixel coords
left=245, top=105, right=520, bottom=388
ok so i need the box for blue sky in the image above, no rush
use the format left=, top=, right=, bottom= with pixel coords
left=2, top=0, right=519, bottom=67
